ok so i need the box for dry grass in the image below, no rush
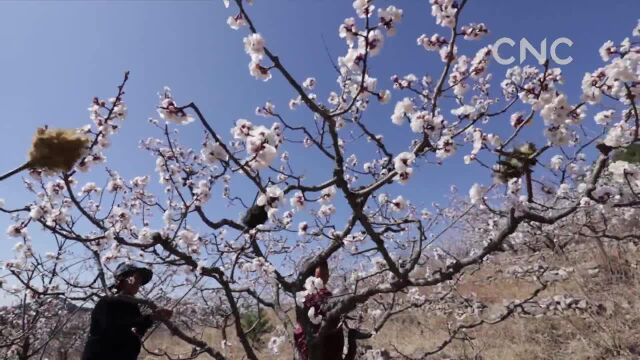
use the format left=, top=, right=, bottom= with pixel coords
left=141, top=241, right=640, bottom=359
left=142, top=327, right=288, bottom=360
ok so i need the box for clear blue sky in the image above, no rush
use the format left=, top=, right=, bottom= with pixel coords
left=0, top=0, right=637, bottom=262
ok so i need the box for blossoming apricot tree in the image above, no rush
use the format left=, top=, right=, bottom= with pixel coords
left=1, top=0, right=639, bottom=359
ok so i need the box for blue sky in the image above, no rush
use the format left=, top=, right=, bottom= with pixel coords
left=0, top=0, right=638, bottom=270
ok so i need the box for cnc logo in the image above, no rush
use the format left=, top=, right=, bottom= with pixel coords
left=492, top=37, right=574, bottom=65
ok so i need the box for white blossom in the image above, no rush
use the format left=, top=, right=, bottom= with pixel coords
left=544, top=125, right=574, bottom=146
left=318, top=204, right=336, bottom=217
left=451, top=105, right=475, bottom=117
left=557, top=183, right=571, bottom=197
left=177, top=229, right=200, bottom=253
left=29, top=205, right=44, bottom=220
left=255, top=101, right=276, bottom=117
left=297, top=221, right=308, bottom=236
left=227, top=13, right=246, bottom=30
left=251, top=257, right=276, bottom=276
left=391, top=97, right=415, bottom=125
left=469, top=46, right=491, bottom=78
left=469, top=183, right=486, bottom=205
left=461, top=23, right=488, bottom=40
left=319, top=186, right=337, bottom=204
left=395, top=166, right=413, bottom=184
left=417, top=33, right=448, bottom=51
left=7, top=225, right=25, bottom=238
left=339, top=17, right=357, bottom=46
left=378, top=5, right=403, bottom=36
left=201, top=142, right=228, bottom=163
left=137, top=227, right=155, bottom=244
left=594, top=109, right=615, bottom=125
left=106, top=175, right=125, bottom=192
left=430, top=0, right=457, bottom=28
left=599, top=40, right=616, bottom=62
left=243, top=33, right=266, bottom=60
left=338, top=47, right=366, bottom=72
left=581, top=71, right=603, bottom=105
left=303, top=77, right=316, bottom=90
left=549, top=155, right=564, bottom=171
left=353, top=0, right=374, bottom=18
left=394, top=152, right=415, bottom=170
left=510, top=112, right=528, bottom=128
left=304, top=276, right=325, bottom=295
left=193, top=180, right=211, bottom=204
left=249, top=60, right=272, bottom=81
left=308, top=307, right=323, bottom=325
left=80, top=182, right=101, bottom=195
left=231, top=119, right=253, bottom=140
left=364, top=29, right=385, bottom=56
left=157, top=88, right=194, bottom=125
left=257, top=185, right=284, bottom=209
left=245, top=125, right=279, bottom=169
left=540, top=93, right=574, bottom=126
left=390, top=195, right=406, bottom=212
left=436, top=136, right=456, bottom=159
left=290, top=191, right=305, bottom=210
left=130, top=176, right=149, bottom=188
left=604, top=122, right=632, bottom=147
left=410, top=111, right=443, bottom=134
left=378, top=89, right=391, bottom=104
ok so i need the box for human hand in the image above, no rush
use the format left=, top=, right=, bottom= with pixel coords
left=151, top=308, right=173, bottom=321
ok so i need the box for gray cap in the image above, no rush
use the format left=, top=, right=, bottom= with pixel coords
left=113, top=262, right=153, bottom=286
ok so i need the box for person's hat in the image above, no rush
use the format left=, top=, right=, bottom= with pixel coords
left=113, top=262, right=153, bottom=286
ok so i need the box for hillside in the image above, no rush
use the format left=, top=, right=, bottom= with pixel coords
left=140, top=239, right=640, bottom=359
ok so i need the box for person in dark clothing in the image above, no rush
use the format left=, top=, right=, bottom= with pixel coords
left=82, top=263, right=173, bottom=360
left=294, top=260, right=345, bottom=360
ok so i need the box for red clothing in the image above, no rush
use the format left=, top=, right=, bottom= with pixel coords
left=294, top=288, right=344, bottom=360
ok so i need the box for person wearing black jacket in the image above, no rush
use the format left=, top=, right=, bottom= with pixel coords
left=81, top=263, right=173, bottom=360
